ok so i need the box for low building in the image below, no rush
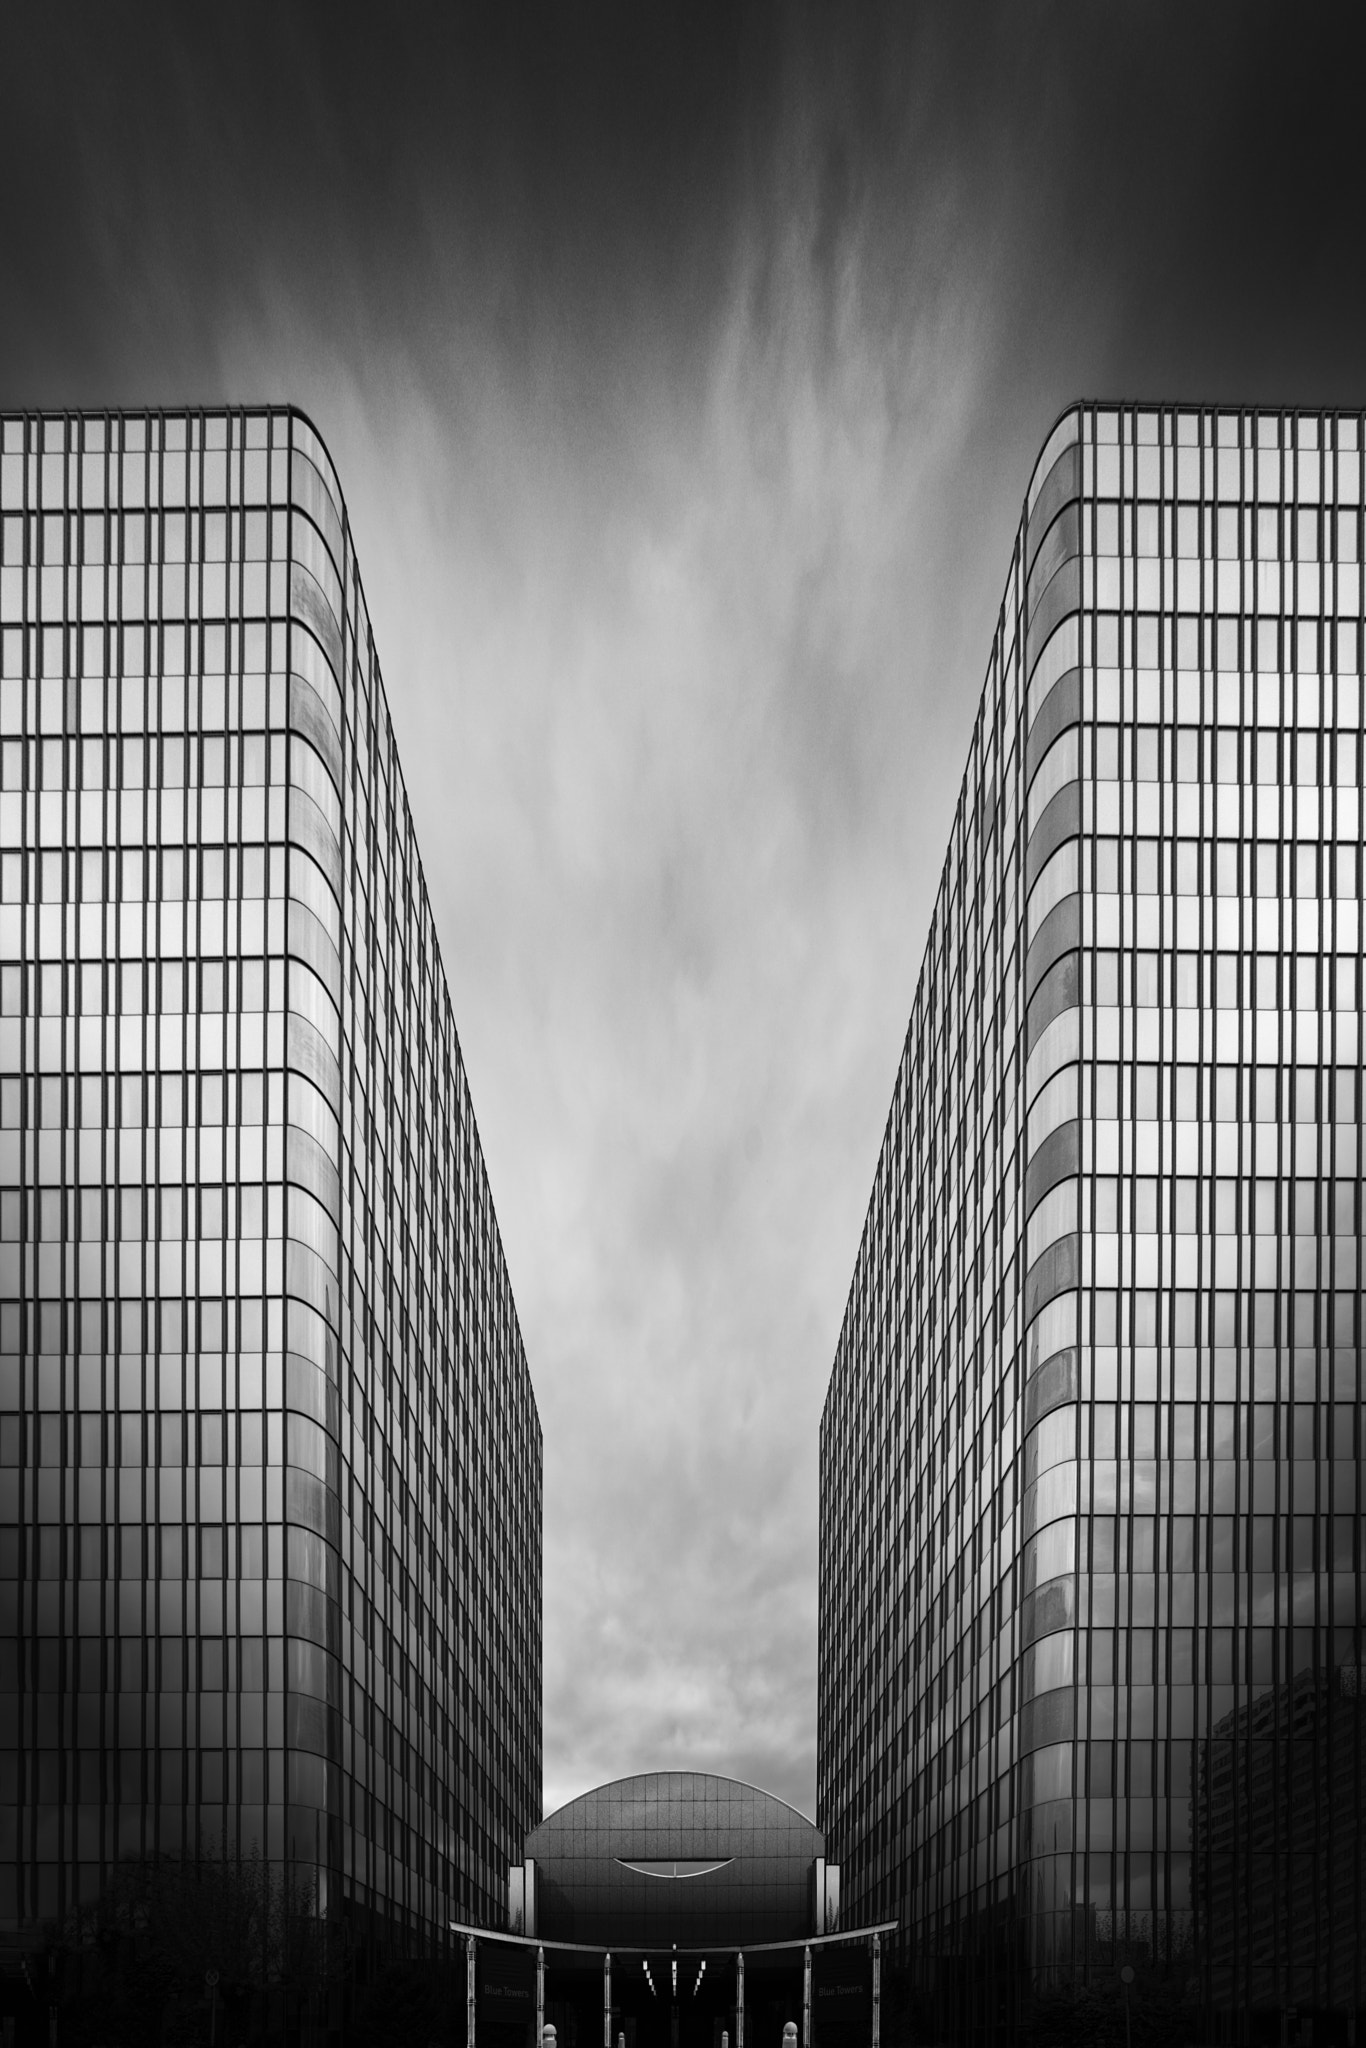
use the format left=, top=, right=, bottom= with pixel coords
left=484, top=1774, right=853, bottom=2048
left=516, top=1771, right=836, bottom=1948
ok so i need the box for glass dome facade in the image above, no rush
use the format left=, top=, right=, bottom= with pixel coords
left=526, top=1771, right=824, bottom=1946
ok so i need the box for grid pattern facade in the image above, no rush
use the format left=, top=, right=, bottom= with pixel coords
left=527, top=1772, right=822, bottom=1946
left=818, top=403, right=1365, bottom=2024
left=0, top=406, right=541, bottom=1941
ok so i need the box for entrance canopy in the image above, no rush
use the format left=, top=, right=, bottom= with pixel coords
left=446, top=1922, right=898, bottom=2048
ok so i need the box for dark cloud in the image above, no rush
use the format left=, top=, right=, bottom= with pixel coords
left=1, top=1, right=778, bottom=408
left=9, top=5, right=1366, bottom=408
left=6, top=0, right=1366, bottom=1821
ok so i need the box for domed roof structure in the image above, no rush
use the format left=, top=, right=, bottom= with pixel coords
left=522, top=1770, right=827, bottom=1946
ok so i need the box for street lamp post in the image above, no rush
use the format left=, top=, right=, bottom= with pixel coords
left=466, top=1936, right=476, bottom=2048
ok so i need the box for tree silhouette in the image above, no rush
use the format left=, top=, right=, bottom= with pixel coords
left=54, top=1850, right=347, bottom=2048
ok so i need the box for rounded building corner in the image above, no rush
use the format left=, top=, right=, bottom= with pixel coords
left=1026, top=402, right=1085, bottom=515
left=284, top=400, right=336, bottom=465
left=283, top=403, right=346, bottom=527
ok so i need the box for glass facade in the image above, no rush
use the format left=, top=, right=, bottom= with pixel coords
left=818, top=404, right=1365, bottom=2036
left=0, top=407, right=541, bottom=1944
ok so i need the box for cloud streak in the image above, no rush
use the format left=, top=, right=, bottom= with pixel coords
left=328, top=140, right=1042, bottom=1819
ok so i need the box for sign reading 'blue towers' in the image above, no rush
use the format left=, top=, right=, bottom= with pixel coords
left=819, top=404, right=1366, bottom=2035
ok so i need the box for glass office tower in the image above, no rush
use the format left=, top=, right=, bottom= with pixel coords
left=0, top=408, right=541, bottom=1944
left=819, top=404, right=1364, bottom=2040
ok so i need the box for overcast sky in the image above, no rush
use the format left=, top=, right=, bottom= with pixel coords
left=6, top=3, right=1366, bottom=1821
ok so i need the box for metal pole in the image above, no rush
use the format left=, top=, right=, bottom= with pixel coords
left=466, top=1935, right=476, bottom=2048
left=536, top=1946, right=544, bottom=2048
left=604, top=1954, right=612, bottom=2048
left=803, top=1946, right=812, bottom=2048
left=871, top=1934, right=880, bottom=2048
left=736, top=1952, right=744, bottom=2048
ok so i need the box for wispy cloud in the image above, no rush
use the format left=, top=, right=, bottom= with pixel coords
left=277, top=102, right=1027, bottom=1818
